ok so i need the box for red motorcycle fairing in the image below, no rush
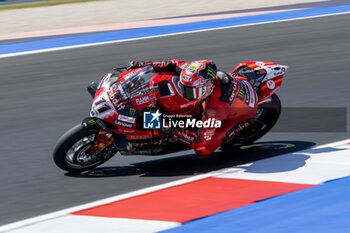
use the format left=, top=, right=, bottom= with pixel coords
left=88, top=62, right=286, bottom=155
left=231, top=61, right=288, bottom=102
left=89, top=66, right=199, bottom=139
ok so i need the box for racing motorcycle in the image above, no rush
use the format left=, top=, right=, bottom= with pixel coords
left=53, top=61, right=287, bottom=172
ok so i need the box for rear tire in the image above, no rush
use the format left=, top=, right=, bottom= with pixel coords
left=53, top=124, right=115, bottom=172
left=222, top=94, right=281, bottom=148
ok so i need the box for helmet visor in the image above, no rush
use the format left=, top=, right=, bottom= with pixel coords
left=183, top=85, right=199, bottom=100
left=179, top=81, right=211, bottom=101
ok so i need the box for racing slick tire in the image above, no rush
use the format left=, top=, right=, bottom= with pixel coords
left=222, top=94, right=281, bottom=149
left=53, top=124, right=115, bottom=172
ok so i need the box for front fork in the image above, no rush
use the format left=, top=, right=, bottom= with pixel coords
left=90, top=131, right=114, bottom=154
left=81, top=117, right=127, bottom=153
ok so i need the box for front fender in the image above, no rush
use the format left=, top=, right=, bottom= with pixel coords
left=81, top=117, right=99, bottom=130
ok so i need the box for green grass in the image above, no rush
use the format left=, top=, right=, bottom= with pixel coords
left=0, top=0, right=105, bottom=11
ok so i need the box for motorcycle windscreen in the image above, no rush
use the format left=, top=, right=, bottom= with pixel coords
left=117, top=66, right=157, bottom=101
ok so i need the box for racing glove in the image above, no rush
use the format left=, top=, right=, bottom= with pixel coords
left=126, top=60, right=152, bottom=70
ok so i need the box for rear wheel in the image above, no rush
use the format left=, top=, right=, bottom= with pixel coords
left=53, top=124, right=116, bottom=172
left=222, top=94, right=281, bottom=148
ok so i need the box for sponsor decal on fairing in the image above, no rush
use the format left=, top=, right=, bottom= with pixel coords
left=229, top=80, right=238, bottom=102
left=118, top=114, right=136, bottom=124
left=123, top=70, right=139, bottom=80
left=255, top=61, right=265, bottom=67
left=115, top=120, right=133, bottom=128
left=241, top=81, right=250, bottom=106
left=242, top=80, right=256, bottom=108
left=179, top=102, right=194, bottom=109
left=226, top=121, right=251, bottom=139
left=135, top=94, right=157, bottom=105
left=267, top=80, right=276, bottom=89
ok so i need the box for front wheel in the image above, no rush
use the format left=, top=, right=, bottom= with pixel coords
left=53, top=124, right=116, bottom=172
left=222, top=94, right=281, bottom=148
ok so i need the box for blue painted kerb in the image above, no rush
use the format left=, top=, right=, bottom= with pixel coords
left=1, top=4, right=350, bottom=55
left=160, top=176, right=350, bottom=233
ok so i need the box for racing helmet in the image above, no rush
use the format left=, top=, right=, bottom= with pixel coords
left=179, top=60, right=217, bottom=101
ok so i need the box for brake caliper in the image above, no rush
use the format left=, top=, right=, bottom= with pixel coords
left=90, top=131, right=114, bottom=154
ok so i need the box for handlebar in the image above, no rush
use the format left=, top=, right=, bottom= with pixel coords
left=113, top=67, right=127, bottom=72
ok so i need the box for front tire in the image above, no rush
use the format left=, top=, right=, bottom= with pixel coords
left=53, top=124, right=116, bottom=172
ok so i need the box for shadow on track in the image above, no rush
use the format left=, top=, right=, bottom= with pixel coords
left=65, top=140, right=315, bottom=178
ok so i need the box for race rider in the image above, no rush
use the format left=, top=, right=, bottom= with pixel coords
left=126, top=59, right=258, bottom=157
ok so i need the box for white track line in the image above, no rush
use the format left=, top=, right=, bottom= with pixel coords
left=0, top=10, right=350, bottom=59
left=4, top=216, right=180, bottom=233
left=1, top=138, right=350, bottom=232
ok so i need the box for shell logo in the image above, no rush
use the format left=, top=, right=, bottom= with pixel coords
left=267, top=80, right=276, bottom=89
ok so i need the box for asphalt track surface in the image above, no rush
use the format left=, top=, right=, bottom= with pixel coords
left=0, top=14, right=350, bottom=226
